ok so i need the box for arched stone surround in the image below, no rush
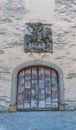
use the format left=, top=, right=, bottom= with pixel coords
left=9, top=59, right=65, bottom=111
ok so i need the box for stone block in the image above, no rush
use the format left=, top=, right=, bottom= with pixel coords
left=9, top=105, right=16, bottom=112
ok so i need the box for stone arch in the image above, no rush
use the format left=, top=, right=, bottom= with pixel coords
left=9, top=59, right=65, bottom=111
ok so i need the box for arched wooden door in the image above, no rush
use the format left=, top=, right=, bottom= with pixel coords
left=17, top=66, right=59, bottom=110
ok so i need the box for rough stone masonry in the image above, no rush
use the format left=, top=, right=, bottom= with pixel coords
left=0, top=0, right=76, bottom=111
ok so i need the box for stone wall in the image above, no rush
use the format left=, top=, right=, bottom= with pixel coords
left=54, top=0, right=76, bottom=110
left=0, top=0, right=76, bottom=111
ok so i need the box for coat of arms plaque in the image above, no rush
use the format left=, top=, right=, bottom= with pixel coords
left=24, top=22, right=53, bottom=53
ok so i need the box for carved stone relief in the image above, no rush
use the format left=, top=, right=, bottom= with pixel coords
left=24, top=22, right=53, bottom=53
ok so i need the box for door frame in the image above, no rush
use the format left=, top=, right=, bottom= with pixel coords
left=9, top=59, right=65, bottom=112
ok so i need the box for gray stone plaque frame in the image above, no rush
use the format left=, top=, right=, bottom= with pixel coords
left=9, top=59, right=65, bottom=111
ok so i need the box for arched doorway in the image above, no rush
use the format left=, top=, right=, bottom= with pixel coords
left=9, top=60, right=64, bottom=111
left=17, top=66, right=59, bottom=110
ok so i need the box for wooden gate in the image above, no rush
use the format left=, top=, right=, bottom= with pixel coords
left=17, top=66, right=59, bottom=110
